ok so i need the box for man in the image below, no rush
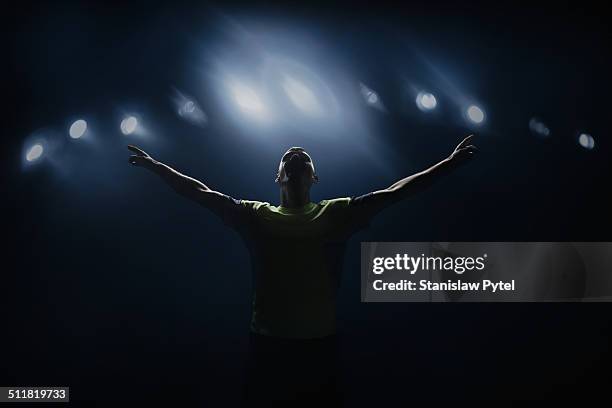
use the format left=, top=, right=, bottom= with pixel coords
left=127, top=135, right=477, bottom=405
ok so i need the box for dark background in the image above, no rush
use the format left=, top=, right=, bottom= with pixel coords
left=3, top=0, right=611, bottom=405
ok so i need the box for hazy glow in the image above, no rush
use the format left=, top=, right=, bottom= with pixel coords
left=416, top=92, right=437, bottom=111
left=359, top=83, right=385, bottom=111
left=26, top=143, right=44, bottom=162
left=172, top=89, right=207, bottom=127
left=69, top=119, right=87, bottom=139
left=529, top=117, right=551, bottom=137
left=282, top=76, right=321, bottom=115
left=578, top=133, right=595, bottom=150
left=467, top=105, right=485, bottom=124
left=367, top=92, right=378, bottom=104
left=181, top=101, right=195, bottom=114
left=120, top=116, right=138, bottom=135
left=228, top=81, right=266, bottom=116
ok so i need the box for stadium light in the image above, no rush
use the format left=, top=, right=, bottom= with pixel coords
left=416, top=91, right=437, bottom=111
left=120, top=116, right=138, bottom=135
left=466, top=105, right=485, bottom=124
left=26, top=143, right=44, bottom=162
left=578, top=133, right=595, bottom=150
left=69, top=119, right=87, bottom=139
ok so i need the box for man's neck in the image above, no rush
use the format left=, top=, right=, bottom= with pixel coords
left=279, top=186, right=311, bottom=208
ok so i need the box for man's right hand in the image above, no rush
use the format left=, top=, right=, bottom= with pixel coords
left=128, top=145, right=155, bottom=168
left=447, top=134, right=477, bottom=166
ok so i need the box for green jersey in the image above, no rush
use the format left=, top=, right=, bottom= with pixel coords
left=223, top=195, right=374, bottom=339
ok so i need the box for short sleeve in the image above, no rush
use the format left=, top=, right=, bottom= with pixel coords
left=322, top=194, right=377, bottom=237
left=347, top=192, right=379, bottom=233
left=218, top=196, right=267, bottom=231
left=349, top=192, right=376, bottom=208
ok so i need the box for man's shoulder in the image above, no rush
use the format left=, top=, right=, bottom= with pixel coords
left=240, top=199, right=272, bottom=212
left=319, top=193, right=378, bottom=214
left=318, top=197, right=352, bottom=210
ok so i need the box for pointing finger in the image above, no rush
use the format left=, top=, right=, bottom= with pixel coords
left=457, top=134, right=474, bottom=148
left=127, top=145, right=146, bottom=156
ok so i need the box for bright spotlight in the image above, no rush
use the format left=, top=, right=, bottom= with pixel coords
left=228, top=81, right=266, bottom=116
left=359, top=83, right=385, bottom=111
left=26, top=143, right=44, bottom=162
left=578, top=133, right=595, bottom=150
left=529, top=117, right=551, bottom=138
left=282, top=76, right=322, bottom=116
left=120, top=116, right=138, bottom=135
left=466, top=105, right=485, bottom=124
left=416, top=92, right=437, bottom=111
left=69, top=119, right=87, bottom=139
left=181, top=101, right=195, bottom=114
left=172, top=88, right=207, bottom=127
left=178, top=101, right=207, bottom=126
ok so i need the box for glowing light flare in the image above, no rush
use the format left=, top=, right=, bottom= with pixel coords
left=282, top=76, right=322, bottom=116
left=178, top=101, right=207, bottom=126
left=172, top=88, right=207, bottom=127
left=367, top=92, right=378, bottom=104
left=416, top=92, right=437, bottom=111
left=529, top=117, right=551, bottom=138
left=69, top=119, right=87, bottom=139
left=466, top=105, right=485, bottom=124
left=578, top=133, right=595, bottom=150
left=120, top=116, right=138, bottom=135
left=180, top=101, right=195, bottom=115
left=228, top=82, right=266, bottom=115
left=26, top=143, right=44, bottom=162
left=359, top=83, right=385, bottom=111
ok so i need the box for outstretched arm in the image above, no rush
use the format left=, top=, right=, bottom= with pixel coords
left=357, top=134, right=477, bottom=212
left=127, top=145, right=238, bottom=216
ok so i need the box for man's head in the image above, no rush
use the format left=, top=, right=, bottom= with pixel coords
left=275, top=147, right=318, bottom=189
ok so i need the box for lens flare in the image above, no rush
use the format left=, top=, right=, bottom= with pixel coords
left=416, top=92, right=437, bottom=111
left=229, top=82, right=266, bottom=115
left=578, top=133, right=595, bottom=150
left=69, top=119, right=87, bottom=139
left=282, top=76, right=322, bottom=116
left=120, top=116, right=138, bottom=135
left=466, top=105, right=485, bottom=124
left=26, top=143, right=44, bottom=162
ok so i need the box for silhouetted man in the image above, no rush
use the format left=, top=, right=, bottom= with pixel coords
left=127, top=135, right=476, bottom=406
